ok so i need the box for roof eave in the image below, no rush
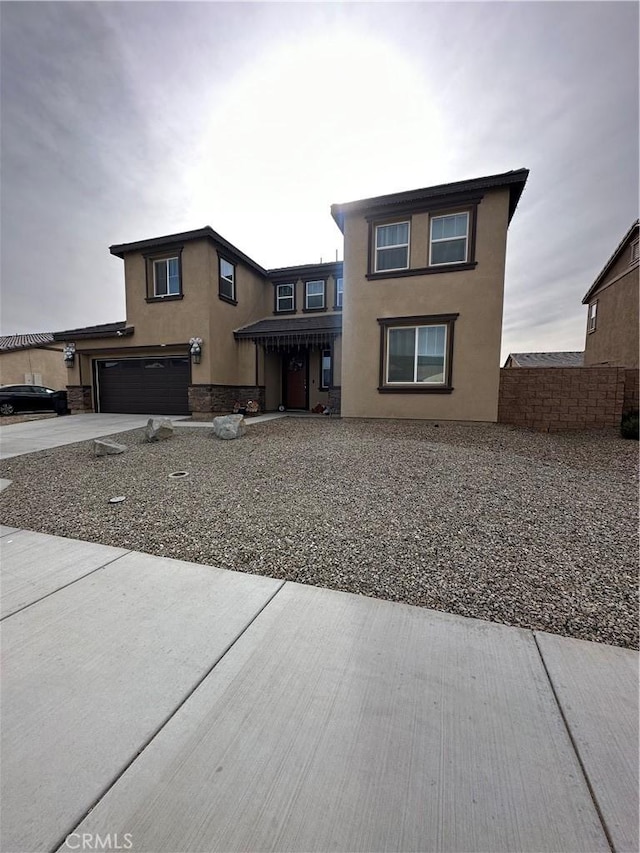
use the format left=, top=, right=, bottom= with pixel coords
left=582, top=220, right=640, bottom=304
left=331, top=168, right=529, bottom=230
left=109, top=227, right=268, bottom=278
left=52, top=326, right=134, bottom=342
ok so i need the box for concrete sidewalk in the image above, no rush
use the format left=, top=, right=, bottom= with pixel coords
left=0, top=527, right=637, bottom=853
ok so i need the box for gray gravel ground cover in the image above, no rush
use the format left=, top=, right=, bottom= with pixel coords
left=0, top=419, right=637, bottom=648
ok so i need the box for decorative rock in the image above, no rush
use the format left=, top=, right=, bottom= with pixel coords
left=94, top=439, right=127, bottom=456
left=145, top=418, right=175, bottom=442
left=212, top=414, right=246, bottom=440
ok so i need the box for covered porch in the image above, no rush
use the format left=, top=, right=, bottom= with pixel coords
left=235, top=314, right=342, bottom=413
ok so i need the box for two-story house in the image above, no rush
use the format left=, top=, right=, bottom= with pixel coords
left=582, top=220, right=639, bottom=368
left=53, top=168, right=528, bottom=421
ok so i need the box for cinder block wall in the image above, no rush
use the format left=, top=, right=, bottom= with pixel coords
left=498, top=367, right=630, bottom=431
left=623, top=368, right=639, bottom=413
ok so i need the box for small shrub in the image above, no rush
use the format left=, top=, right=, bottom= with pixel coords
left=620, top=410, right=639, bottom=440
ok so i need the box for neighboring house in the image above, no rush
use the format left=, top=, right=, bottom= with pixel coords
left=503, top=352, right=584, bottom=368
left=54, top=168, right=528, bottom=420
left=0, top=333, right=67, bottom=389
left=582, top=220, right=639, bottom=368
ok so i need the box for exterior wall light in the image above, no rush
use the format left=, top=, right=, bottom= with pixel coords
left=63, top=343, right=76, bottom=367
left=189, top=337, right=203, bottom=365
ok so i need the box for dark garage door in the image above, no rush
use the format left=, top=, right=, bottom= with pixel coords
left=96, top=357, right=190, bottom=415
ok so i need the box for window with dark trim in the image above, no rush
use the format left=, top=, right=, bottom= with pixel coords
left=320, top=348, right=332, bottom=390
left=429, top=212, right=469, bottom=266
left=144, top=246, right=184, bottom=301
left=276, top=283, right=295, bottom=312
left=375, top=222, right=410, bottom=272
left=377, top=314, right=458, bottom=393
left=305, top=280, right=325, bottom=311
left=366, top=200, right=480, bottom=281
left=335, top=277, right=344, bottom=309
left=153, top=257, right=180, bottom=297
left=588, top=301, right=597, bottom=333
left=219, top=257, right=236, bottom=303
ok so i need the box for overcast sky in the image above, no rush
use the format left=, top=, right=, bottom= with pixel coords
left=1, top=1, right=638, bottom=359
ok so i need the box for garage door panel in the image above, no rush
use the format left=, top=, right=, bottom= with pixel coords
left=97, top=358, right=190, bottom=415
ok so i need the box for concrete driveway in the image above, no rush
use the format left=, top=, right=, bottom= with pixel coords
left=0, top=412, right=287, bottom=459
left=0, top=414, right=160, bottom=459
left=1, top=526, right=637, bottom=853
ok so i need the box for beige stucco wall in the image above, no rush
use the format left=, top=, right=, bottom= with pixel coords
left=584, top=264, right=639, bottom=367
left=0, top=347, right=67, bottom=389
left=332, top=336, right=342, bottom=386
left=341, top=188, right=511, bottom=421
left=264, top=352, right=282, bottom=411
left=211, top=264, right=268, bottom=386
left=119, top=238, right=270, bottom=387
left=122, top=239, right=214, bottom=383
left=267, top=274, right=342, bottom=317
left=308, top=347, right=329, bottom=409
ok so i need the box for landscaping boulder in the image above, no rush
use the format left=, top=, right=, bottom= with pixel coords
left=145, top=418, right=174, bottom=442
left=94, top=439, right=127, bottom=456
left=212, top=414, right=246, bottom=440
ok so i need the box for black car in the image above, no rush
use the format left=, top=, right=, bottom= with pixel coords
left=0, top=384, right=69, bottom=416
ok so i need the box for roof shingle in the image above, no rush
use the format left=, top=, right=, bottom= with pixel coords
left=505, top=351, right=584, bottom=368
left=234, top=313, right=342, bottom=346
left=0, top=333, right=54, bottom=352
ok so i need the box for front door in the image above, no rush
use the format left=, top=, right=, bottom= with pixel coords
left=284, top=349, right=308, bottom=409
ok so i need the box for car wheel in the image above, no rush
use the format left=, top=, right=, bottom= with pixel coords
left=0, top=403, right=15, bottom=416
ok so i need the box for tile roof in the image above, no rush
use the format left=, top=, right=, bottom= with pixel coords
left=0, top=333, right=54, bottom=352
left=505, top=351, right=584, bottom=368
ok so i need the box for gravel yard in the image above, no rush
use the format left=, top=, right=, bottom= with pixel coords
left=0, top=418, right=637, bottom=648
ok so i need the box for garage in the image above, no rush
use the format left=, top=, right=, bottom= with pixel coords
left=96, top=357, right=190, bottom=415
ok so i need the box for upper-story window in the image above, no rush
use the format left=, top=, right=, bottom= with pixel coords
left=375, top=222, right=410, bottom=272
left=335, top=277, right=344, bottom=309
left=588, top=301, right=597, bottom=332
left=631, top=239, right=639, bottom=263
left=429, top=213, right=469, bottom=266
left=305, top=280, right=325, bottom=310
left=219, top=258, right=236, bottom=303
left=153, top=257, right=180, bottom=297
left=276, top=283, right=295, bottom=312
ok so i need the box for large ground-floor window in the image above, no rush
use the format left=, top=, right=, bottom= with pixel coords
left=377, top=314, right=458, bottom=393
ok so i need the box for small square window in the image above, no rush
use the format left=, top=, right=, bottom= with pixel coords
left=335, top=277, right=344, bottom=308
left=588, top=301, right=597, bottom=332
left=375, top=222, right=410, bottom=272
left=219, top=258, right=236, bottom=302
left=305, top=280, right=325, bottom=310
left=153, top=257, right=180, bottom=297
left=276, top=283, right=295, bottom=312
left=429, top=213, right=469, bottom=266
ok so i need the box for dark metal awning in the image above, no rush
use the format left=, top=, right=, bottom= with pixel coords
left=234, top=314, right=342, bottom=349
